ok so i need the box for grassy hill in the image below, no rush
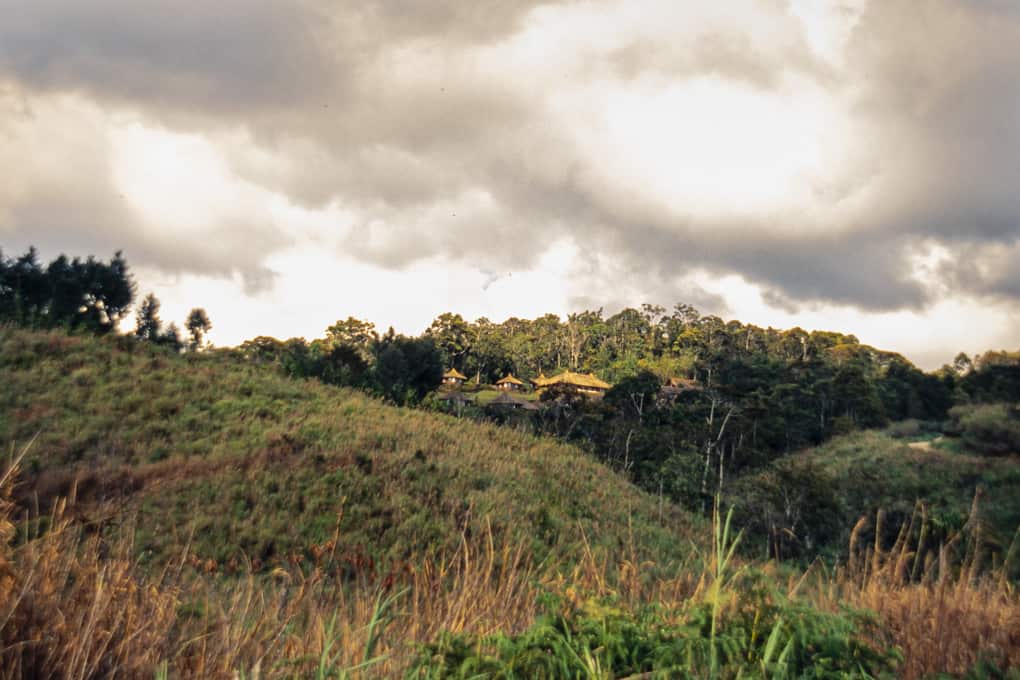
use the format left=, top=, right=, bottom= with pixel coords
left=729, top=428, right=1020, bottom=563
left=0, top=327, right=694, bottom=572
left=3, top=327, right=1020, bottom=677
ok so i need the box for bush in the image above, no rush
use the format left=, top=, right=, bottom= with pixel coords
left=949, top=403, right=1020, bottom=456
left=887, top=418, right=922, bottom=439
left=411, top=591, right=898, bottom=679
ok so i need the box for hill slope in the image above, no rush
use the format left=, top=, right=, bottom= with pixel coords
left=0, top=328, right=694, bottom=570
left=729, top=428, right=1020, bottom=561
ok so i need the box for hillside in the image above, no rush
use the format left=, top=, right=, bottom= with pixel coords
left=729, top=428, right=1020, bottom=562
left=0, top=327, right=694, bottom=571
left=3, top=327, right=1020, bottom=677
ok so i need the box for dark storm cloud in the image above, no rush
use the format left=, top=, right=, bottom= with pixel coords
left=0, top=0, right=1018, bottom=312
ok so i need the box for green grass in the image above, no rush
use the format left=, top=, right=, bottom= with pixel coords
left=730, top=429, right=1020, bottom=560
left=0, top=327, right=697, bottom=572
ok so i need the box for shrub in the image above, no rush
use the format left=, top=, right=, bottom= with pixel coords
left=411, top=592, right=898, bottom=678
left=950, top=403, right=1020, bottom=456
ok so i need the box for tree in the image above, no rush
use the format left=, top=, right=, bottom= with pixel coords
left=316, top=341, right=370, bottom=387
left=371, top=332, right=443, bottom=405
left=159, top=322, right=183, bottom=353
left=135, top=293, right=163, bottom=342
left=1, top=248, right=134, bottom=333
left=239, top=336, right=285, bottom=363
left=425, top=313, right=472, bottom=370
left=185, top=308, right=212, bottom=351
left=325, top=317, right=377, bottom=360
left=1, top=247, right=47, bottom=325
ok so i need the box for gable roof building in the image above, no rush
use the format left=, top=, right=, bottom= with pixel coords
left=442, top=368, right=467, bottom=385
left=495, top=374, right=525, bottom=391
left=533, top=370, right=612, bottom=395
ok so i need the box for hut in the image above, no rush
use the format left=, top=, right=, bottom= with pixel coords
left=533, top=370, right=612, bottom=397
left=488, top=392, right=541, bottom=411
left=442, top=368, right=467, bottom=386
left=495, top=374, right=525, bottom=391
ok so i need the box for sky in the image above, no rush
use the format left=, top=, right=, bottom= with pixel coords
left=1, top=0, right=1018, bottom=369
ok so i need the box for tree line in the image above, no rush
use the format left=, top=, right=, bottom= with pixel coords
left=241, top=307, right=1018, bottom=518
left=1, top=246, right=210, bottom=352
left=236, top=318, right=443, bottom=407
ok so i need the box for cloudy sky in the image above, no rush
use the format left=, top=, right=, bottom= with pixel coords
left=1, top=0, right=1018, bottom=368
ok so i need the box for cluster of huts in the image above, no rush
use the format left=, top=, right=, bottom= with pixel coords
left=438, top=368, right=702, bottom=412
left=439, top=368, right=613, bottom=411
left=443, top=368, right=612, bottom=392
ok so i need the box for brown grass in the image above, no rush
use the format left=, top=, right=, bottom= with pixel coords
left=2, top=441, right=1019, bottom=679
left=811, top=499, right=1020, bottom=679
left=0, top=445, right=542, bottom=678
left=0, top=446, right=179, bottom=679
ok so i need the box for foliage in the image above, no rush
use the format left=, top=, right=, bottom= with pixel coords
left=373, top=331, right=444, bottom=405
left=135, top=292, right=163, bottom=341
left=185, top=307, right=212, bottom=351
left=2, top=332, right=1019, bottom=677
left=413, top=596, right=897, bottom=679
left=413, top=509, right=897, bottom=679
left=0, top=327, right=692, bottom=572
left=0, top=246, right=135, bottom=334
left=731, top=430, right=1020, bottom=562
left=947, top=403, right=1020, bottom=456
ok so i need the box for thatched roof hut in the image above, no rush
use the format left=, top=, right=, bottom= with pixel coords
left=442, top=368, right=467, bottom=385
left=495, top=374, right=525, bottom=391
left=533, top=370, right=612, bottom=395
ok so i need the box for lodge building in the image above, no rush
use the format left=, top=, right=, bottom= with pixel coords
left=532, top=370, right=612, bottom=397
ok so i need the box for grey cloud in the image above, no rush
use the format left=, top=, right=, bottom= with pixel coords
left=0, top=101, right=288, bottom=294
left=2, top=0, right=1019, bottom=317
left=605, top=26, right=830, bottom=90
left=937, top=240, right=1020, bottom=302
left=2, top=186, right=289, bottom=296
left=0, top=0, right=553, bottom=127
left=0, top=0, right=341, bottom=116
left=843, top=1, right=1020, bottom=247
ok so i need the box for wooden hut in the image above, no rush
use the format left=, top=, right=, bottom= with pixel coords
left=495, top=374, right=525, bottom=391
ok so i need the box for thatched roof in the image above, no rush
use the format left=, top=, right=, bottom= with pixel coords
left=443, top=368, right=467, bottom=380
left=488, top=392, right=541, bottom=410
left=534, top=370, right=611, bottom=390
left=496, top=374, right=525, bottom=386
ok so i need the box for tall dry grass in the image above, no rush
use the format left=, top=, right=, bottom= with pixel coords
left=0, top=444, right=179, bottom=679
left=810, top=500, right=1020, bottom=679
left=2, top=437, right=1019, bottom=678
left=0, top=444, right=542, bottom=678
